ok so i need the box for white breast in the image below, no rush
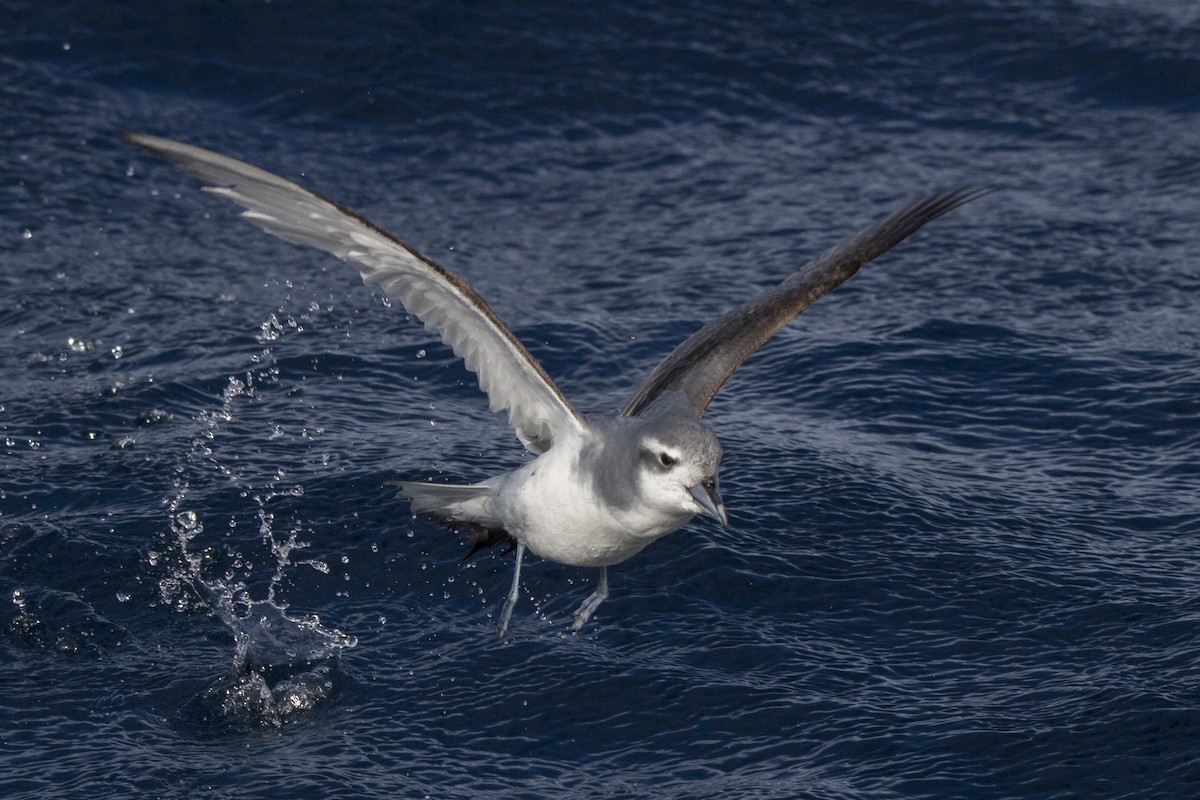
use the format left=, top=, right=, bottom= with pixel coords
left=491, top=436, right=692, bottom=567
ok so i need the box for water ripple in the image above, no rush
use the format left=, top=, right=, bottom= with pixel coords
left=4, top=0, right=1200, bottom=797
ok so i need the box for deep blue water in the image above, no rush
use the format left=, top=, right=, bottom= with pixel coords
left=3, top=1, right=1200, bottom=797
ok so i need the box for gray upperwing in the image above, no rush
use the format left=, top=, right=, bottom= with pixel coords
left=123, top=133, right=587, bottom=453
left=621, top=187, right=994, bottom=417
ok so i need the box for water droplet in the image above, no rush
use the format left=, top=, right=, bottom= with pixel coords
left=110, top=345, right=123, bottom=359
left=416, top=348, right=427, bottom=358
left=21, top=229, right=32, bottom=240
left=136, top=408, right=170, bottom=426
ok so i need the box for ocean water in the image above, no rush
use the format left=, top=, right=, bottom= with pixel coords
left=3, top=1, right=1199, bottom=797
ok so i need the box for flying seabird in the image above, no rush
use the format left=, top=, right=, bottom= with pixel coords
left=123, top=132, right=989, bottom=636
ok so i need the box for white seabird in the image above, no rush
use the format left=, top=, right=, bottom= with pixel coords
left=124, top=132, right=989, bottom=636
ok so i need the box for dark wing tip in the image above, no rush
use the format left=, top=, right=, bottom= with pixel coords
left=867, top=185, right=996, bottom=241
left=923, top=185, right=998, bottom=215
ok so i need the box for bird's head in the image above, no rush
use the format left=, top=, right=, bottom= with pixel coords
left=635, top=418, right=727, bottom=526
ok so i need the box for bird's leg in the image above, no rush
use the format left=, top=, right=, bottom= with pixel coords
left=570, top=566, right=609, bottom=633
left=496, top=542, right=525, bottom=638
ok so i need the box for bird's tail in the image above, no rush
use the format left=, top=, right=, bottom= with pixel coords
left=392, top=481, right=493, bottom=521
left=392, top=480, right=515, bottom=560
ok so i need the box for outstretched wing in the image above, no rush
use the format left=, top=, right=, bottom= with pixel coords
left=124, top=133, right=585, bottom=453
left=622, top=187, right=992, bottom=417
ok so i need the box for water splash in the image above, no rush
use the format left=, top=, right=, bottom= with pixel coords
left=158, top=313, right=356, bottom=725
left=196, top=586, right=352, bottom=727
left=5, top=588, right=43, bottom=647
left=201, top=663, right=336, bottom=727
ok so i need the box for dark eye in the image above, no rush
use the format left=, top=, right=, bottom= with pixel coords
left=659, top=452, right=677, bottom=468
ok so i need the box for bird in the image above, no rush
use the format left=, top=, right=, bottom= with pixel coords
left=123, top=132, right=989, bottom=637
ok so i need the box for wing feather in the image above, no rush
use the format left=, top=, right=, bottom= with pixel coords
left=124, top=133, right=583, bottom=453
left=622, top=187, right=993, bottom=417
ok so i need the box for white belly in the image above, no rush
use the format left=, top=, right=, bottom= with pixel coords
left=490, top=446, right=691, bottom=567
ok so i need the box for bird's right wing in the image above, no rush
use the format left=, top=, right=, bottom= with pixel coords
left=123, top=133, right=585, bottom=453
left=622, top=188, right=992, bottom=417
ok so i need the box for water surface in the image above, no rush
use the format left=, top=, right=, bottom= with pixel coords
left=3, top=1, right=1199, bottom=798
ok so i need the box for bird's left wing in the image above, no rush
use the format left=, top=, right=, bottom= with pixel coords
left=622, top=187, right=992, bottom=417
left=123, top=133, right=585, bottom=453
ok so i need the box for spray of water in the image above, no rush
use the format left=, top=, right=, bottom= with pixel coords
left=158, top=312, right=356, bottom=726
